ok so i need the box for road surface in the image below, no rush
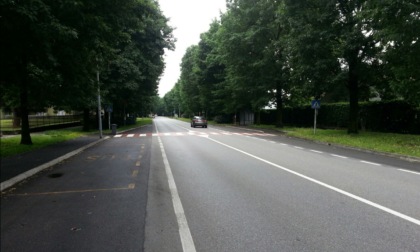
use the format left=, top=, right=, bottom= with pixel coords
left=2, top=117, right=419, bottom=251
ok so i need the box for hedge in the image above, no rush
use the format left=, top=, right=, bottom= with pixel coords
left=259, top=101, right=420, bottom=134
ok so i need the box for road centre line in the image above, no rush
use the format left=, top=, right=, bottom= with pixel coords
left=206, top=137, right=420, bottom=226
left=155, top=124, right=196, bottom=252
left=398, top=169, right=420, bottom=175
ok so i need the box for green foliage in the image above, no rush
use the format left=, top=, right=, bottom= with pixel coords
left=154, top=0, right=419, bottom=134
left=0, top=0, right=174, bottom=144
left=261, top=101, right=419, bottom=134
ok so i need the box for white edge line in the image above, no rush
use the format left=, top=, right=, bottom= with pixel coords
left=1, top=137, right=109, bottom=192
left=206, top=137, right=420, bottom=226
left=398, top=169, right=420, bottom=175
left=155, top=124, right=196, bottom=252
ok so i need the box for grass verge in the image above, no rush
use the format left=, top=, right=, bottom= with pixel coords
left=0, top=118, right=152, bottom=158
left=253, top=125, right=420, bottom=158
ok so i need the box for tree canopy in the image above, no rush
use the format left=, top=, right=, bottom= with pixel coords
left=162, top=0, right=419, bottom=133
left=0, top=0, right=174, bottom=144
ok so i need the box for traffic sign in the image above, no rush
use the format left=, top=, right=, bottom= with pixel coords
left=105, top=104, right=113, bottom=113
left=311, top=100, right=321, bottom=109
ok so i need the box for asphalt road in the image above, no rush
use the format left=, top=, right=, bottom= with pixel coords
left=2, top=117, right=420, bottom=251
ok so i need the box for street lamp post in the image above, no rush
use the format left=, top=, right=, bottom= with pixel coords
left=97, top=60, right=103, bottom=138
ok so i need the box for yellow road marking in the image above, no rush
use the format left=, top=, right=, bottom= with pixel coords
left=8, top=185, right=135, bottom=196
left=86, top=155, right=100, bottom=160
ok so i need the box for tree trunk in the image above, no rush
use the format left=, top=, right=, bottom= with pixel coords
left=347, top=60, right=359, bottom=134
left=275, top=81, right=283, bottom=128
left=19, top=76, right=32, bottom=145
left=256, top=109, right=261, bottom=125
left=12, top=108, right=21, bottom=128
left=82, top=108, right=91, bottom=131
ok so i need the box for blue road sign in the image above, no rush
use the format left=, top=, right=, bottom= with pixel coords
left=311, top=100, right=321, bottom=109
left=105, top=104, right=113, bottom=113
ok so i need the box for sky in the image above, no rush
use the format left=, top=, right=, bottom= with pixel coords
left=157, top=0, right=227, bottom=97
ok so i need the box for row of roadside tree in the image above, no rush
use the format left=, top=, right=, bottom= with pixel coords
left=158, top=0, right=419, bottom=134
left=0, top=0, right=174, bottom=144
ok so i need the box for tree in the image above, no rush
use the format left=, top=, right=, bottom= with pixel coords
left=285, top=0, right=381, bottom=133
left=218, top=0, right=292, bottom=127
left=179, top=46, right=202, bottom=115
left=0, top=0, right=174, bottom=142
left=365, top=0, right=420, bottom=106
left=0, top=0, right=76, bottom=144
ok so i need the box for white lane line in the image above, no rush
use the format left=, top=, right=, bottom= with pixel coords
left=114, top=135, right=122, bottom=138
left=294, top=146, right=304, bottom=149
left=360, top=161, right=381, bottom=166
left=155, top=125, right=196, bottom=252
left=310, top=150, right=323, bottom=154
left=127, top=134, right=134, bottom=137
left=398, top=169, right=420, bottom=175
left=206, top=137, right=420, bottom=226
left=139, top=134, right=146, bottom=137
left=270, top=141, right=276, bottom=144
left=331, top=154, right=348, bottom=159
left=280, top=143, right=288, bottom=146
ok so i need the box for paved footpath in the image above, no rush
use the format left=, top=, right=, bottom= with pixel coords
left=1, top=134, right=105, bottom=190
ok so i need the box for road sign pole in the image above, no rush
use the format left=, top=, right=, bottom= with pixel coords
left=314, top=108, right=317, bottom=134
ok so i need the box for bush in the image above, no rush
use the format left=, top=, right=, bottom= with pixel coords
left=261, top=101, right=419, bottom=134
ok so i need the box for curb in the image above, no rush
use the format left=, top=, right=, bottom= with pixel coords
left=1, top=136, right=109, bottom=192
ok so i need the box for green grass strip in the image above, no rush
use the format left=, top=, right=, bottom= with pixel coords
left=258, top=126, right=420, bottom=158
left=0, top=118, right=152, bottom=158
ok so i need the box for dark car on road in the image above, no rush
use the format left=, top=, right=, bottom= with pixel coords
left=191, top=116, right=208, bottom=128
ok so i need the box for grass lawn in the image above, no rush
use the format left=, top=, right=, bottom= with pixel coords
left=253, top=125, right=420, bottom=158
left=0, top=118, right=152, bottom=158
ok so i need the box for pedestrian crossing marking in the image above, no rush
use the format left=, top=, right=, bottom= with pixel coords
left=113, top=132, right=275, bottom=138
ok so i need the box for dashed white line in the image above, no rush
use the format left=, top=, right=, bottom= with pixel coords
left=294, top=146, right=304, bottom=149
left=310, top=150, right=323, bottom=154
left=127, top=134, right=134, bottom=137
left=331, top=154, right=348, bottom=159
left=398, top=169, right=420, bottom=175
left=360, top=160, right=381, bottom=166
left=206, top=137, right=420, bottom=226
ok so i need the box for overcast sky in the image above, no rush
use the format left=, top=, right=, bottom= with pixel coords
left=157, top=0, right=227, bottom=97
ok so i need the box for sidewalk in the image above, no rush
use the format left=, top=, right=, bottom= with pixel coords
left=1, top=134, right=106, bottom=191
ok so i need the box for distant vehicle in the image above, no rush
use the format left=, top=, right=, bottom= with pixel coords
left=191, top=116, right=207, bottom=128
